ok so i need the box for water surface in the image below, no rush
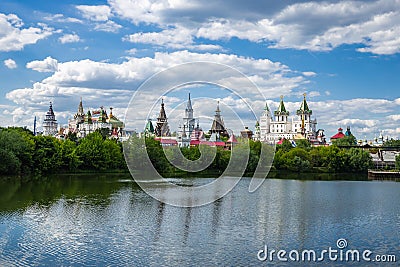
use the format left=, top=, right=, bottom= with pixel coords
left=0, top=174, right=399, bottom=266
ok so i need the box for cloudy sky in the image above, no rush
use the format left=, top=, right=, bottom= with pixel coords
left=0, top=0, right=399, bottom=139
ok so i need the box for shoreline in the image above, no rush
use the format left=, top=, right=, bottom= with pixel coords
left=1, top=169, right=371, bottom=182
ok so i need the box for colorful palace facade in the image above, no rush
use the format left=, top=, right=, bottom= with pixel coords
left=66, top=98, right=125, bottom=138
left=41, top=99, right=125, bottom=139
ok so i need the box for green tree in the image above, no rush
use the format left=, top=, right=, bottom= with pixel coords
left=282, top=147, right=311, bottom=172
left=102, top=139, right=126, bottom=169
left=325, top=145, right=349, bottom=172
left=276, top=139, right=293, bottom=152
left=347, top=148, right=373, bottom=172
left=55, top=139, right=81, bottom=171
left=0, top=127, right=34, bottom=175
left=0, top=149, right=21, bottom=175
left=333, top=135, right=357, bottom=146
left=33, top=135, right=60, bottom=174
left=384, top=139, right=400, bottom=147
left=295, top=139, right=311, bottom=150
left=76, top=132, right=107, bottom=170
left=395, top=154, right=400, bottom=169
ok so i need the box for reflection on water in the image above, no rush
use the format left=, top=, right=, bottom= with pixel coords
left=0, top=174, right=399, bottom=266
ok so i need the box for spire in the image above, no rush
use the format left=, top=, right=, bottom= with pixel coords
left=85, top=110, right=92, bottom=124
left=296, top=93, right=312, bottom=115
left=158, top=98, right=167, bottom=119
left=264, top=102, right=270, bottom=112
left=186, top=92, right=193, bottom=111
left=43, top=102, right=58, bottom=136
left=210, top=101, right=228, bottom=137
left=78, top=97, right=84, bottom=115
left=44, top=102, right=56, bottom=121
left=345, top=126, right=352, bottom=136
left=155, top=98, right=170, bottom=137
left=216, top=101, right=221, bottom=114
left=274, top=95, right=289, bottom=116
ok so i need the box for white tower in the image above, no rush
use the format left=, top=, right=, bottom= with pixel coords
left=43, top=102, right=58, bottom=136
left=259, top=102, right=271, bottom=141
left=183, top=93, right=195, bottom=137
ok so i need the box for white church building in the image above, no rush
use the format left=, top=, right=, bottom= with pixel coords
left=254, top=94, right=323, bottom=144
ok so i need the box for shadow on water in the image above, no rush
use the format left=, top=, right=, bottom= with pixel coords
left=267, top=171, right=368, bottom=181
left=0, top=173, right=139, bottom=213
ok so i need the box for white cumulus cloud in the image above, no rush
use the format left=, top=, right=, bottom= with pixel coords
left=26, top=56, right=58, bottom=73
left=76, top=5, right=111, bottom=21
left=0, top=13, right=53, bottom=52
left=4, top=59, right=17, bottom=69
left=59, top=33, right=80, bottom=44
left=109, top=0, right=400, bottom=55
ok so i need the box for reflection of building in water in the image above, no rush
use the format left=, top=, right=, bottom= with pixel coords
left=256, top=94, right=325, bottom=145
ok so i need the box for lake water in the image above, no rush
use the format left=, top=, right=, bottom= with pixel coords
left=0, top=174, right=399, bottom=266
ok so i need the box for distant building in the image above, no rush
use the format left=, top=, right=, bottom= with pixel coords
left=240, top=127, right=253, bottom=139
left=67, top=98, right=125, bottom=138
left=331, top=128, right=345, bottom=140
left=144, top=119, right=155, bottom=137
left=177, top=125, right=191, bottom=147
left=210, top=101, right=229, bottom=138
left=183, top=93, right=195, bottom=137
left=257, top=94, right=320, bottom=144
left=43, top=102, right=58, bottom=136
left=155, top=99, right=171, bottom=137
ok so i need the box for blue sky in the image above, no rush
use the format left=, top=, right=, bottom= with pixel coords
left=0, top=0, right=399, bottom=140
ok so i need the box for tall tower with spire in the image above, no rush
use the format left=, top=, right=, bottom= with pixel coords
left=155, top=99, right=170, bottom=137
left=74, top=97, right=85, bottom=123
left=210, top=101, right=228, bottom=137
left=274, top=95, right=290, bottom=122
left=296, top=93, right=316, bottom=137
left=259, top=101, right=272, bottom=139
left=43, top=102, right=58, bottom=136
left=183, top=93, right=195, bottom=136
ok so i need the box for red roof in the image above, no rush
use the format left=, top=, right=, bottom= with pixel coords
left=214, top=141, right=225, bottom=146
left=277, top=138, right=285, bottom=145
left=331, top=128, right=345, bottom=139
left=190, top=140, right=225, bottom=146
left=331, top=132, right=345, bottom=139
left=155, top=138, right=178, bottom=145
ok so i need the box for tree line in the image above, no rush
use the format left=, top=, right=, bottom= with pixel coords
left=0, top=127, right=379, bottom=177
left=0, top=127, right=126, bottom=176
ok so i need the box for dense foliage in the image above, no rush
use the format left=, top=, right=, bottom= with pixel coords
left=396, top=155, right=400, bottom=170
left=332, top=135, right=358, bottom=146
left=0, top=127, right=375, bottom=176
left=384, top=139, right=400, bottom=147
left=275, top=140, right=373, bottom=172
left=0, top=127, right=126, bottom=176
